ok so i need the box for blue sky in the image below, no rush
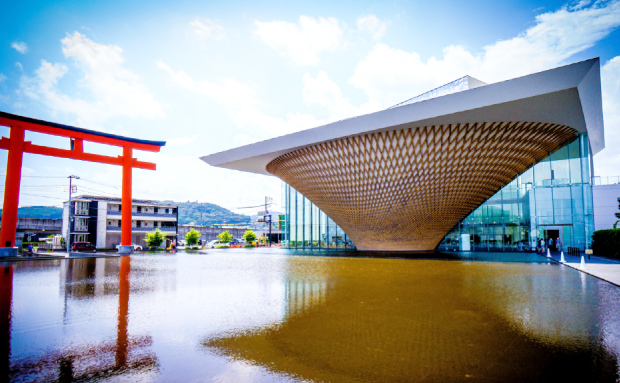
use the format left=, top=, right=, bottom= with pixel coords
left=1, top=0, right=619, bottom=213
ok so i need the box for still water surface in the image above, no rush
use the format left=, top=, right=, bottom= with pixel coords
left=1, top=249, right=620, bottom=382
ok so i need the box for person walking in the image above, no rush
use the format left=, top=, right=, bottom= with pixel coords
left=548, top=237, right=554, bottom=252
left=556, top=237, right=562, bottom=252
left=539, top=238, right=544, bottom=253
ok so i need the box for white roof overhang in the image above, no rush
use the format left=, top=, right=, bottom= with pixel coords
left=201, top=58, right=604, bottom=176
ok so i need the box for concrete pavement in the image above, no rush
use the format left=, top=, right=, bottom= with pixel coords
left=543, top=250, right=620, bottom=287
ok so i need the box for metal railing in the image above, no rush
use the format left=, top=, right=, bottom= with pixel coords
left=106, top=209, right=175, bottom=217
left=106, top=226, right=176, bottom=232
left=593, top=176, right=620, bottom=186
left=16, top=223, right=62, bottom=230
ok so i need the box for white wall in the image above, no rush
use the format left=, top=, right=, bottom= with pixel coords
left=593, top=184, right=620, bottom=231
left=96, top=201, right=107, bottom=248
left=61, top=202, right=69, bottom=240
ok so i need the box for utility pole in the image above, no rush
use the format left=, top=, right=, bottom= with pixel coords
left=265, top=196, right=273, bottom=247
left=66, top=175, right=79, bottom=253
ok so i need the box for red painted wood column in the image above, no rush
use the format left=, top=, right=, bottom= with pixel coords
left=121, top=146, right=133, bottom=246
left=0, top=126, right=25, bottom=248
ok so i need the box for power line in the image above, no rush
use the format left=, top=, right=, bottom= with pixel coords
left=20, top=193, right=65, bottom=200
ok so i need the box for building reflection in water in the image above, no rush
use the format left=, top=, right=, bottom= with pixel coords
left=6, top=257, right=157, bottom=381
left=284, top=258, right=332, bottom=318
left=205, top=257, right=620, bottom=383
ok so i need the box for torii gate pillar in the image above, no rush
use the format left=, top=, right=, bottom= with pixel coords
left=0, top=127, right=24, bottom=255
left=118, top=147, right=133, bottom=254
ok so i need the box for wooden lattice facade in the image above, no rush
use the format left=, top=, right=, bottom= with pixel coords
left=266, top=122, right=578, bottom=251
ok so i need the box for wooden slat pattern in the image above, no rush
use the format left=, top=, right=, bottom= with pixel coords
left=266, top=122, right=577, bottom=251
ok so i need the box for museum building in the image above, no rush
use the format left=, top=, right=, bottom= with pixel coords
left=202, top=58, right=604, bottom=252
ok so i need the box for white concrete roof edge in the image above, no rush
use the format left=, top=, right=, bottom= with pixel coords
left=202, top=58, right=603, bottom=175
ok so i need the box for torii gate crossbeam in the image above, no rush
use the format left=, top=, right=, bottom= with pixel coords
left=0, top=111, right=166, bottom=255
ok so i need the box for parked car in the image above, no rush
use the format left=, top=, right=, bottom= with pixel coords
left=71, top=242, right=96, bottom=252
left=205, top=240, right=220, bottom=249
left=115, top=243, right=143, bottom=251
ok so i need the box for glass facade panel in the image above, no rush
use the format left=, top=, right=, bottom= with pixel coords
left=283, top=134, right=595, bottom=252
left=440, top=134, right=594, bottom=251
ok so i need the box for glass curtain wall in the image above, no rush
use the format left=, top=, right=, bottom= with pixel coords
left=282, top=184, right=355, bottom=250
left=440, top=134, right=594, bottom=251
left=282, top=134, right=594, bottom=252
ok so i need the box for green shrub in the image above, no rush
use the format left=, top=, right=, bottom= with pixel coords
left=186, top=228, right=201, bottom=246
left=216, top=245, right=230, bottom=249
left=242, top=230, right=256, bottom=243
left=244, top=244, right=256, bottom=248
left=145, top=229, right=164, bottom=248
left=218, top=231, right=233, bottom=243
left=591, top=229, right=620, bottom=259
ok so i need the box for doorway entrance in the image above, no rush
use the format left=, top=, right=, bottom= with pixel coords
left=537, top=225, right=565, bottom=251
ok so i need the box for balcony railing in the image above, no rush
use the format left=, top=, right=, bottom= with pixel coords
left=106, top=226, right=177, bottom=232
left=106, top=209, right=175, bottom=217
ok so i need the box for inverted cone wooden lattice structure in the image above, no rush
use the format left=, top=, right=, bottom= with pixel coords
left=266, top=122, right=577, bottom=251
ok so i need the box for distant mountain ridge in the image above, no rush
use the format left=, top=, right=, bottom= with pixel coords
left=160, top=200, right=251, bottom=226
left=0, top=206, right=63, bottom=219
left=1, top=201, right=250, bottom=226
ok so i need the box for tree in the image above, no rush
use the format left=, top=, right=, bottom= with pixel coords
left=258, top=235, right=269, bottom=245
left=185, top=228, right=201, bottom=246
left=242, top=230, right=256, bottom=243
left=145, top=228, right=165, bottom=248
left=614, top=197, right=620, bottom=229
left=218, top=231, right=233, bottom=243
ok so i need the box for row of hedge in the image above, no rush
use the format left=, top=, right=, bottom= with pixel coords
left=591, top=229, right=620, bottom=260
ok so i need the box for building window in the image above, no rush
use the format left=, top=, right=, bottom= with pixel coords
left=74, top=201, right=89, bottom=216
left=74, top=217, right=88, bottom=232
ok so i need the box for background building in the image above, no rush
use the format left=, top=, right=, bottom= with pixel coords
left=593, top=177, right=620, bottom=231
left=62, top=195, right=178, bottom=249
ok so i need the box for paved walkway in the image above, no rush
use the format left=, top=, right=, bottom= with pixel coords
left=542, top=250, right=620, bottom=287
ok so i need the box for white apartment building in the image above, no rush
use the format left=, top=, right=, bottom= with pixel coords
left=62, top=195, right=178, bottom=249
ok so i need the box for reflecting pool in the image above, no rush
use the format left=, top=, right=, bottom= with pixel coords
left=2, top=249, right=619, bottom=382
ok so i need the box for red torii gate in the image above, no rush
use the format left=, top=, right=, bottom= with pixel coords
left=0, top=111, right=165, bottom=254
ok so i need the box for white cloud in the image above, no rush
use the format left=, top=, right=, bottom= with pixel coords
left=480, top=0, right=620, bottom=81
left=253, top=16, right=344, bottom=66
left=167, top=135, right=199, bottom=146
left=11, top=41, right=27, bottom=54
left=156, top=60, right=257, bottom=109
left=347, top=0, right=620, bottom=108
left=0, top=73, right=7, bottom=82
left=356, top=15, right=386, bottom=40
left=303, top=70, right=372, bottom=122
left=190, top=19, right=225, bottom=40
left=594, top=55, right=620, bottom=177
left=20, top=32, right=163, bottom=127
left=158, top=60, right=323, bottom=141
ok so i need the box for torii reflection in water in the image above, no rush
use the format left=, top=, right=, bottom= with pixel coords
left=1, top=257, right=157, bottom=381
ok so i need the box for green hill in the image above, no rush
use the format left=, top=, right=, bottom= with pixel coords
left=0, top=206, right=64, bottom=219
left=1, top=202, right=251, bottom=226
left=159, top=200, right=251, bottom=226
